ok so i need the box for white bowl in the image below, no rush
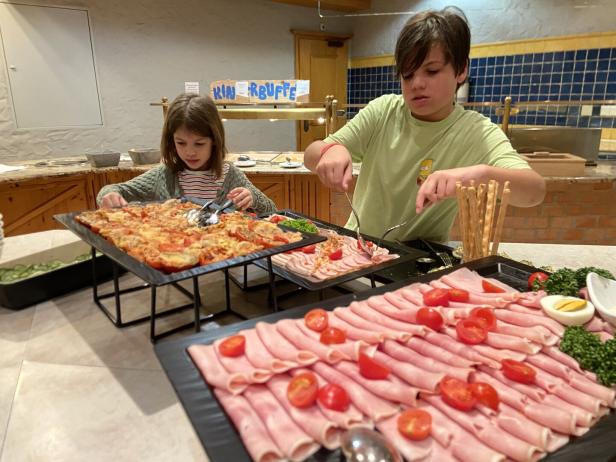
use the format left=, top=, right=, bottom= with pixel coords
left=128, top=148, right=160, bottom=165
left=587, top=272, right=616, bottom=326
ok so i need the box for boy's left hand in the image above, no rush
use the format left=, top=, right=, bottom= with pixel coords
left=227, top=187, right=253, bottom=210
left=415, top=165, right=484, bottom=214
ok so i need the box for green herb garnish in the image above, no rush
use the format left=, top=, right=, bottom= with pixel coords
left=574, top=267, right=615, bottom=288
left=560, top=326, right=616, bottom=386
left=280, top=218, right=318, bottom=234
left=544, top=267, right=615, bottom=297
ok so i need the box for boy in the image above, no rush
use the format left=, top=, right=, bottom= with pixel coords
left=303, top=7, right=545, bottom=243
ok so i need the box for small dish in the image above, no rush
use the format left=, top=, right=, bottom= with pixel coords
left=280, top=161, right=302, bottom=169
left=85, top=151, right=121, bottom=168
left=540, top=294, right=595, bottom=326
left=587, top=272, right=616, bottom=326
left=234, top=160, right=257, bottom=168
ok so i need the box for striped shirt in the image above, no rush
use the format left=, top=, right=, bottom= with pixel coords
left=178, top=164, right=229, bottom=200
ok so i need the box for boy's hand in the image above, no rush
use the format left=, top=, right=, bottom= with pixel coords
left=100, top=192, right=128, bottom=208
left=227, top=187, right=253, bottom=210
left=415, top=165, right=485, bottom=213
left=314, top=146, right=353, bottom=192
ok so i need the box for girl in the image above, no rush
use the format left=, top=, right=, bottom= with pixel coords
left=97, top=93, right=276, bottom=213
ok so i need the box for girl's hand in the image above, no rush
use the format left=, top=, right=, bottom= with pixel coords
left=227, top=187, right=253, bottom=210
left=415, top=165, right=486, bottom=214
left=100, top=192, right=128, bottom=208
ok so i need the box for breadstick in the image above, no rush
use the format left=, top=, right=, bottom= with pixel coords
left=455, top=183, right=469, bottom=261
left=491, top=181, right=511, bottom=255
left=476, top=183, right=487, bottom=257
left=467, top=186, right=478, bottom=261
left=482, top=181, right=497, bottom=257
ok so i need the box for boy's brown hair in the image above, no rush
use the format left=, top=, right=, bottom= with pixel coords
left=161, top=93, right=227, bottom=177
left=395, top=6, right=470, bottom=88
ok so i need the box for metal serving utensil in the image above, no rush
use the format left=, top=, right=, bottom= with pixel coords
left=421, top=238, right=453, bottom=267
left=341, top=427, right=402, bottom=462
left=186, top=199, right=215, bottom=225
left=205, top=199, right=234, bottom=225
left=344, top=191, right=374, bottom=256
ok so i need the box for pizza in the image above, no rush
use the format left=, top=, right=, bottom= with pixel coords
left=75, top=200, right=303, bottom=272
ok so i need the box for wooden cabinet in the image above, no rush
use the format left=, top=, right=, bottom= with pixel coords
left=245, top=174, right=289, bottom=211
left=1, top=174, right=95, bottom=236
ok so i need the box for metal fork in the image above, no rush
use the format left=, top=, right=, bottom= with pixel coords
left=421, top=239, right=453, bottom=267
left=344, top=192, right=374, bottom=256
left=186, top=199, right=214, bottom=225
left=375, top=219, right=412, bottom=249
left=205, top=199, right=234, bottom=225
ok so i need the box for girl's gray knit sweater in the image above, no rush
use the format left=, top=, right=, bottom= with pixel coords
left=96, top=161, right=276, bottom=213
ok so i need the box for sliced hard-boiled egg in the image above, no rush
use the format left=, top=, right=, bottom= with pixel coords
left=540, top=295, right=595, bottom=326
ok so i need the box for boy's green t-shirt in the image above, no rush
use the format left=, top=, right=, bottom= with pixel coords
left=326, top=94, right=530, bottom=243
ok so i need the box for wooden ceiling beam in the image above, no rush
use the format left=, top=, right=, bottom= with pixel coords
left=270, top=0, right=371, bottom=13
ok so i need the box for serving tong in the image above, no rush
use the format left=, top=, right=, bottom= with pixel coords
left=186, top=199, right=234, bottom=226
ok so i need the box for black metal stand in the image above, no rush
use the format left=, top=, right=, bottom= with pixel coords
left=90, top=247, right=250, bottom=343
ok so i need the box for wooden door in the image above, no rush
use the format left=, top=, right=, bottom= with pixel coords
left=294, top=31, right=350, bottom=150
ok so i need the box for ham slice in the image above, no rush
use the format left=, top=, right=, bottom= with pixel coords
left=213, top=388, right=284, bottom=462
left=398, top=285, right=426, bottom=306
left=326, top=313, right=385, bottom=344
left=312, top=362, right=399, bottom=422
left=241, top=328, right=298, bottom=373
left=243, top=385, right=320, bottom=461
left=256, top=321, right=318, bottom=365
left=349, top=300, right=428, bottom=337
left=443, top=326, right=539, bottom=355
left=424, top=331, right=500, bottom=368
left=479, top=365, right=546, bottom=403
left=493, top=308, right=565, bottom=336
left=366, top=294, right=420, bottom=323
left=378, top=342, right=447, bottom=391
left=334, top=306, right=410, bottom=342
left=334, top=360, right=419, bottom=406
left=470, top=343, right=528, bottom=362
left=187, top=344, right=249, bottom=395
left=423, top=394, right=544, bottom=462
left=534, top=368, right=603, bottom=415
left=495, top=321, right=559, bottom=346
left=266, top=375, right=342, bottom=450
left=213, top=337, right=273, bottom=383
left=276, top=319, right=349, bottom=364
left=406, top=336, right=478, bottom=368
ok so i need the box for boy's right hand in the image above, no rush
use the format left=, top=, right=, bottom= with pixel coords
left=100, top=192, right=128, bottom=208
left=314, top=145, right=353, bottom=192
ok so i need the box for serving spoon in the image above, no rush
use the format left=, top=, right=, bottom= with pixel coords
left=341, top=427, right=402, bottom=462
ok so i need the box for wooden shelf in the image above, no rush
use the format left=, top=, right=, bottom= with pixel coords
left=217, top=107, right=326, bottom=120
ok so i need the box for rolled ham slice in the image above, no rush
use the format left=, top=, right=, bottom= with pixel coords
left=334, top=360, right=419, bottom=406
left=241, top=328, right=298, bottom=373
left=375, top=414, right=434, bottom=461
left=406, top=336, right=479, bottom=368
left=266, top=374, right=342, bottom=450
left=349, top=300, right=428, bottom=337
left=213, top=337, right=273, bottom=384
left=256, top=321, right=318, bottom=365
left=276, top=318, right=349, bottom=364
left=378, top=342, right=447, bottom=391
left=243, top=385, right=320, bottom=461
left=312, top=362, right=399, bottom=422
left=334, top=306, right=410, bottom=342
left=327, top=313, right=386, bottom=344
left=424, top=331, right=500, bottom=368
left=213, top=388, right=284, bottom=462
left=495, top=321, right=559, bottom=346
left=366, top=294, right=420, bottom=323
left=493, top=308, right=565, bottom=336
left=187, top=344, right=249, bottom=395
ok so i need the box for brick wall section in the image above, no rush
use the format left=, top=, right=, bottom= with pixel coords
left=449, top=179, right=616, bottom=245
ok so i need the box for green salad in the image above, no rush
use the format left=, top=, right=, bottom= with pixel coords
left=0, top=252, right=92, bottom=283
left=279, top=218, right=319, bottom=234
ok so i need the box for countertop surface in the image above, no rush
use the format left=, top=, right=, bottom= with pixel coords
left=1, top=153, right=613, bottom=183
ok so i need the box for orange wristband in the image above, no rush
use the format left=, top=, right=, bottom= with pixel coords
left=320, top=143, right=343, bottom=156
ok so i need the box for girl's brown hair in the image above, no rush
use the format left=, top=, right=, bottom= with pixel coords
left=160, top=93, right=227, bottom=177
left=395, top=6, right=470, bottom=89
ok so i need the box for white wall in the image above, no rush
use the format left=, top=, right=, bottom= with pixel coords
left=349, top=0, right=616, bottom=58
left=0, top=0, right=351, bottom=161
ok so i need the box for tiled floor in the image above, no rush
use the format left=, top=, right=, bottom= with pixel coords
left=0, top=267, right=360, bottom=461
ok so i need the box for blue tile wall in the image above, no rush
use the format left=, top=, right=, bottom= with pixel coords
left=346, top=47, right=616, bottom=129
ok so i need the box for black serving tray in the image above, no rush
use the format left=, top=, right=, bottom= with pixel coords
left=252, top=210, right=428, bottom=290
left=54, top=209, right=326, bottom=287
left=155, top=255, right=616, bottom=462
left=0, top=254, right=115, bottom=310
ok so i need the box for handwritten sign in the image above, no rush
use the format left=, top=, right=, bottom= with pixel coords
left=210, top=80, right=310, bottom=104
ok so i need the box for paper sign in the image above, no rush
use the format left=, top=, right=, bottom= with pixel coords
left=184, top=82, right=200, bottom=94
left=210, top=80, right=310, bottom=104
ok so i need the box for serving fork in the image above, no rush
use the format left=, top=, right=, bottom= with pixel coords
left=344, top=192, right=374, bottom=256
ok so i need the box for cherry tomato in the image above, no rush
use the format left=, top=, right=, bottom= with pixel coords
left=320, top=327, right=346, bottom=344
left=287, top=372, right=318, bottom=408
left=423, top=288, right=450, bottom=307
left=501, top=359, right=536, bottom=384
left=329, top=249, right=343, bottom=260
left=448, top=288, right=470, bottom=303
left=455, top=318, right=488, bottom=344
left=218, top=335, right=246, bottom=357
left=301, top=244, right=317, bottom=254
left=439, top=376, right=476, bottom=412
left=415, top=307, right=444, bottom=331
left=469, top=382, right=500, bottom=411
left=304, top=308, right=329, bottom=333
left=397, top=409, right=432, bottom=441
left=482, top=280, right=506, bottom=293
left=528, top=271, right=549, bottom=290
left=317, top=383, right=350, bottom=411
left=470, top=307, right=497, bottom=331
left=358, top=352, right=391, bottom=380
left=270, top=215, right=287, bottom=224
